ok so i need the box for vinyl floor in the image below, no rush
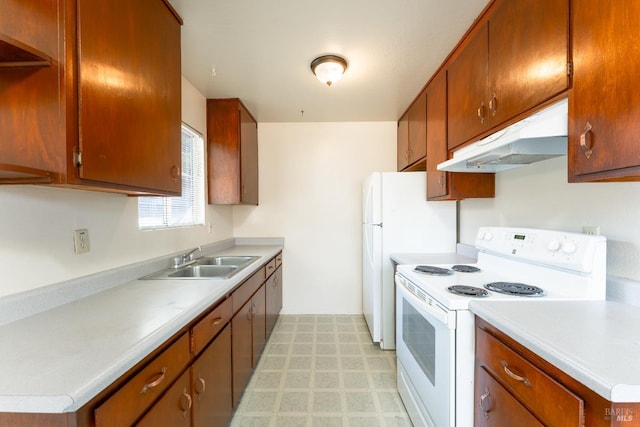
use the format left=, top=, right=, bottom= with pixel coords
left=229, top=315, right=412, bottom=427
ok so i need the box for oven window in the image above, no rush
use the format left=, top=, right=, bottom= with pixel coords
left=402, top=299, right=436, bottom=385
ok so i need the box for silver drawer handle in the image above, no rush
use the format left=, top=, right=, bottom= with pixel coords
left=501, top=360, right=532, bottom=387
left=480, top=388, right=493, bottom=412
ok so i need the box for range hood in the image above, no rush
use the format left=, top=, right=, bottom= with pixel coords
left=437, top=98, right=568, bottom=173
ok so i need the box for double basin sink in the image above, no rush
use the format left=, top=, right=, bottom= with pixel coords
left=141, top=256, right=260, bottom=280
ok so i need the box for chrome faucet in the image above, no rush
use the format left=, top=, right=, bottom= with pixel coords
left=173, top=246, right=202, bottom=268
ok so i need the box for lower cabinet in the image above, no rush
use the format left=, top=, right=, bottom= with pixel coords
left=475, top=366, right=543, bottom=427
left=2, top=253, right=283, bottom=427
left=474, top=317, right=640, bottom=427
left=232, top=283, right=266, bottom=408
left=136, top=369, right=192, bottom=427
left=191, top=325, right=233, bottom=427
left=266, top=265, right=283, bottom=337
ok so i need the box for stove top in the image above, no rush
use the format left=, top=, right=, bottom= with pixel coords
left=396, top=226, right=607, bottom=310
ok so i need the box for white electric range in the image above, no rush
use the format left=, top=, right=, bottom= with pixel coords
left=394, top=226, right=607, bottom=427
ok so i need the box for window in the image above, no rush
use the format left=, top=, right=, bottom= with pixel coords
left=138, top=124, right=205, bottom=230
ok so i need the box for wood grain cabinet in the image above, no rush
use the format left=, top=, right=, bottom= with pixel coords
left=397, top=91, right=427, bottom=171
left=425, top=70, right=495, bottom=200
left=207, top=98, right=259, bottom=205
left=0, top=0, right=183, bottom=195
left=475, top=317, right=640, bottom=427
left=266, top=263, right=283, bottom=337
left=447, top=0, right=569, bottom=150
left=231, top=283, right=266, bottom=407
left=568, top=0, right=640, bottom=182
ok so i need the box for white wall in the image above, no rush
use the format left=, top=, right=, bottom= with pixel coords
left=0, top=78, right=234, bottom=298
left=233, top=122, right=397, bottom=314
left=459, top=156, right=640, bottom=281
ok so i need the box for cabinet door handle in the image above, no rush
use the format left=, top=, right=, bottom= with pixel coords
left=477, top=102, right=486, bottom=123
left=580, top=121, right=593, bottom=159
left=501, top=360, right=532, bottom=387
left=211, top=316, right=223, bottom=327
left=170, top=165, right=180, bottom=180
left=489, top=94, right=498, bottom=116
left=479, top=387, right=493, bottom=412
left=180, top=389, right=192, bottom=417
left=140, top=367, right=167, bottom=394
left=194, top=375, right=206, bottom=397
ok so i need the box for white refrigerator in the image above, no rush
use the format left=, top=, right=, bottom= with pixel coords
left=362, top=172, right=456, bottom=349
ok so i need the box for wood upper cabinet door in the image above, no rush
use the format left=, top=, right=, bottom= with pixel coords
left=426, top=71, right=449, bottom=199
left=569, top=0, right=640, bottom=182
left=448, top=21, right=489, bottom=150
left=408, top=91, right=427, bottom=165
left=191, top=325, right=232, bottom=427
left=397, top=93, right=427, bottom=171
left=488, top=0, right=569, bottom=125
left=77, top=0, right=182, bottom=194
left=426, top=70, right=495, bottom=200
left=207, top=98, right=259, bottom=205
left=448, top=0, right=569, bottom=151
left=397, top=112, right=409, bottom=171
left=239, top=105, right=259, bottom=204
left=0, top=0, right=183, bottom=194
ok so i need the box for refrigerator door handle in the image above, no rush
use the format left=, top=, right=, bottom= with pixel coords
left=372, top=223, right=382, bottom=227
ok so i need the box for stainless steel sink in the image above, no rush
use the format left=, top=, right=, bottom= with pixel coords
left=167, top=265, right=238, bottom=278
left=140, top=256, right=259, bottom=280
left=196, top=256, right=259, bottom=266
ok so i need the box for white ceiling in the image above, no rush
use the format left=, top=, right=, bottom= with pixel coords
left=168, top=0, right=490, bottom=123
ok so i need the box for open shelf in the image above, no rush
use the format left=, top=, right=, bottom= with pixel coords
left=0, top=33, right=51, bottom=67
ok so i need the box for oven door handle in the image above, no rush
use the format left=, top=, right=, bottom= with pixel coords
left=396, top=274, right=456, bottom=329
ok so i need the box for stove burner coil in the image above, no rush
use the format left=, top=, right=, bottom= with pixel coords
left=414, top=265, right=453, bottom=276
left=484, top=282, right=544, bottom=297
left=451, top=264, right=482, bottom=273
left=447, top=285, right=489, bottom=297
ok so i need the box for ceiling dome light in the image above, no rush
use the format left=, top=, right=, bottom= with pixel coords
left=310, top=55, right=348, bottom=86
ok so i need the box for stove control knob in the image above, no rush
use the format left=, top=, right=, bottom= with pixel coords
left=562, top=241, right=577, bottom=254
left=548, top=240, right=561, bottom=252
left=483, top=232, right=493, bottom=241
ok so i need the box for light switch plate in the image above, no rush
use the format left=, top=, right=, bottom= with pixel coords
left=73, top=229, right=90, bottom=254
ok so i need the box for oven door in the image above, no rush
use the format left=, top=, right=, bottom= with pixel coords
left=395, top=273, right=456, bottom=427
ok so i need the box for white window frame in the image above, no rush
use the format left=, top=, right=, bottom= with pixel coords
left=138, top=124, right=205, bottom=230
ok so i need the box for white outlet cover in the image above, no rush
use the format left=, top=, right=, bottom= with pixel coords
left=73, top=229, right=90, bottom=254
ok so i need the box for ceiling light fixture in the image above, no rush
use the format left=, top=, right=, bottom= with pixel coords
left=310, top=55, right=348, bottom=86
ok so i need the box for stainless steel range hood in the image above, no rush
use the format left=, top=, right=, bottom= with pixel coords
left=437, top=98, right=568, bottom=173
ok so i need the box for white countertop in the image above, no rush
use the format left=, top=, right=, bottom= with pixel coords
left=470, top=300, right=640, bottom=402
left=0, top=244, right=282, bottom=413
left=390, top=252, right=477, bottom=266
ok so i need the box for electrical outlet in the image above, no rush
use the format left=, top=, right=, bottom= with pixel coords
left=73, top=229, right=90, bottom=254
left=583, top=225, right=600, bottom=235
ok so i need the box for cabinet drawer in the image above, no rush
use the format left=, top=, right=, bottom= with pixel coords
left=275, top=252, right=282, bottom=268
left=475, top=366, right=543, bottom=427
left=476, top=327, right=584, bottom=427
left=232, top=268, right=264, bottom=314
left=191, top=297, right=232, bottom=356
left=264, top=258, right=277, bottom=279
left=95, top=333, right=190, bottom=427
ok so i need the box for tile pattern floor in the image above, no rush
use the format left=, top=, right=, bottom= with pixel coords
left=230, top=315, right=412, bottom=427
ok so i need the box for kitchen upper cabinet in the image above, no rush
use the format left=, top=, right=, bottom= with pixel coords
left=448, top=0, right=569, bottom=150
left=0, top=0, right=183, bottom=195
left=207, top=98, right=259, bottom=205
left=568, top=0, right=640, bottom=182
left=426, top=70, right=495, bottom=200
left=397, top=91, right=427, bottom=171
